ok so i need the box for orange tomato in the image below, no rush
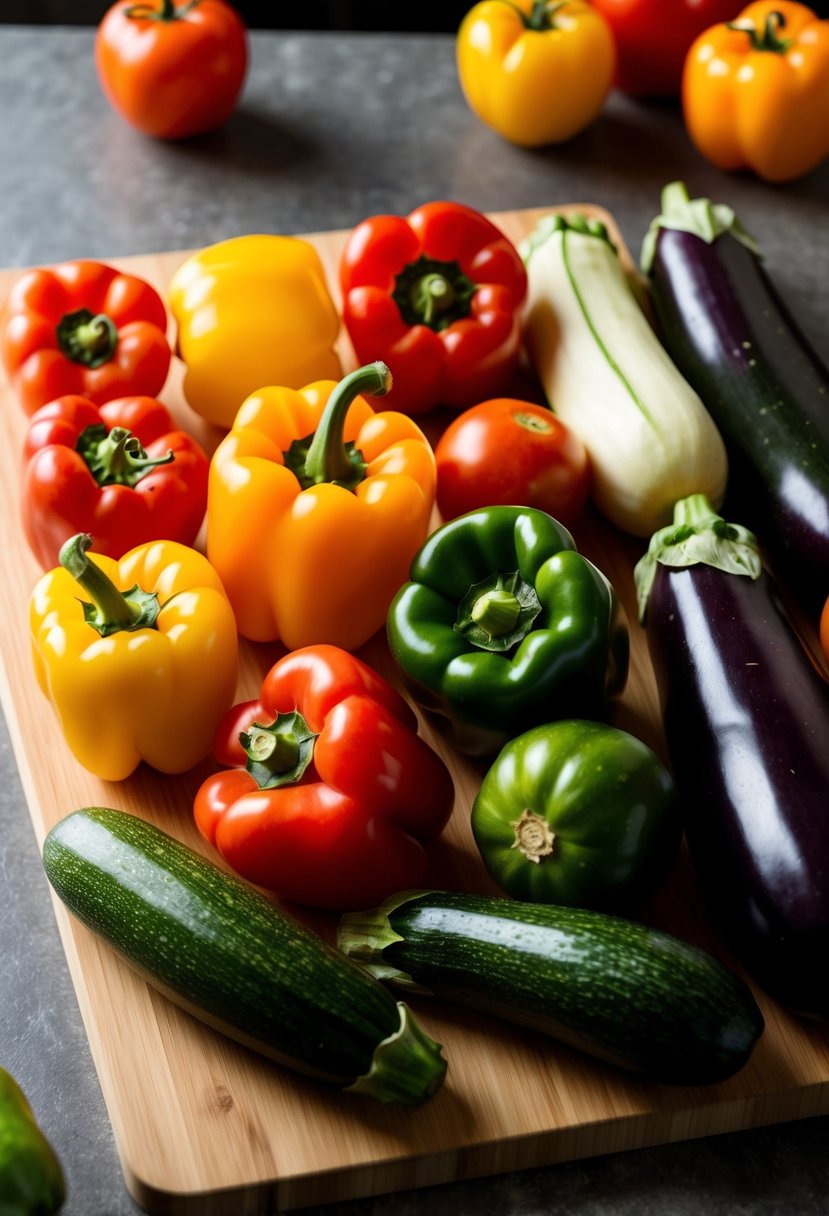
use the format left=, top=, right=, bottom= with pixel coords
left=820, top=596, right=829, bottom=663
left=95, top=0, right=248, bottom=140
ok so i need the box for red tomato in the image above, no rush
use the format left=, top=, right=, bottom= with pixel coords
left=590, top=0, right=739, bottom=95
left=95, top=0, right=248, bottom=140
left=435, top=398, right=590, bottom=527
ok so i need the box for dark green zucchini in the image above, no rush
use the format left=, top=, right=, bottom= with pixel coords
left=338, top=891, right=764, bottom=1085
left=41, top=808, right=446, bottom=1105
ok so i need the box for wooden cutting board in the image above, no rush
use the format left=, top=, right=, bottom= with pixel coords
left=2, top=206, right=829, bottom=1214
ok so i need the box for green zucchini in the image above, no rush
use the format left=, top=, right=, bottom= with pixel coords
left=41, top=808, right=446, bottom=1105
left=338, top=891, right=764, bottom=1085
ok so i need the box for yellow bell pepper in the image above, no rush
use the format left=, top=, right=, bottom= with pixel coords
left=682, top=1, right=829, bottom=182
left=456, top=0, right=615, bottom=147
left=30, top=533, right=239, bottom=781
left=207, top=361, right=436, bottom=649
left=168, top=234, right=343, bottom=429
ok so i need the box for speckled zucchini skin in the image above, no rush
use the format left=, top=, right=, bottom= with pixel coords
left=42, top=807, right=422, bottom=1090
left=340, top=891, right=765, bottom=1085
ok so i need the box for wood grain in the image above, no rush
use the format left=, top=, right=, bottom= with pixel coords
left=2, top=207, right=829, bottom=1214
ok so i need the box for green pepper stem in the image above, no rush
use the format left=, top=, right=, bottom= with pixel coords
left=239, top=711, right=318, bottom=790
left=471, top=589, right=522, bottom=638
left=59, top=533, right=161, bottom=637
left=415, top=274, right=455, bottom=327
left=726, top=9, right=791, bottom=52
left=242, top=724, right=300, bottom=772
left=302, top=362, right=391, bottom=488
left=56, top=309, right=118, bottom=369
left=82, top=425, right=175, bottom=488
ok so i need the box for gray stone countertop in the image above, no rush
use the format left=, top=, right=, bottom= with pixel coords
left=1, top=22, right=828, bottom=1216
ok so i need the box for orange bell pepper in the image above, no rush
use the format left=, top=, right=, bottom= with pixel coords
left=207, top=361, right=436, bottom=649
left=682, top=1, right=829, bottom=182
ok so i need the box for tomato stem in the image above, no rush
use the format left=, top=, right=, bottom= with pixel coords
left=124, top=0, right=200, bottom=21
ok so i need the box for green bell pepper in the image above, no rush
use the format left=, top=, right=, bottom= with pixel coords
left=471, top=719, right=680, bottom=911
left=386, top=506, right=629, bottom=755
left=0, top=1067, right=65, bottom=1215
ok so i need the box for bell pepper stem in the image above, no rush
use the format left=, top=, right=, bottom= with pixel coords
left=82, top=425, right=175, bottom=488
left=302, top=362, right=391, bottom=488
left=471, top=589, right=522, bottom=638
left=56, top=308, right=118, bottom=369
left=59, top=533, right=161, bottom=637
left=493, top=0, right=570, bottom=29
left=240, top=711, right=318, bottom=790
left=726, top=9, right=791, bottom=52
left=242, top=724, right=300, bottom=772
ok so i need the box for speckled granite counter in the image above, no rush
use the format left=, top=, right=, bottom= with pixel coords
left=1, top=23, right=828, bottom=1216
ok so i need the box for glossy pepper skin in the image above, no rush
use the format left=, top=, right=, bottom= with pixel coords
left=590, top=0, right=738, bottom=96
left=387, top=506, right=629, bottom=757
left=95, top=0, right=248, bottom=140
left=456, top=0, right=615, bottom=146
left=0, top=1067, right=65, bottom=1215
left=168, top=234, right=342, bottom=428
left=682, top=1, right=829, bottom=182
left=207, top=361, right=436, bottom=649
left=340, top=201, right=527, bottom=416
left=30, top=533, right=238, bottom=782
left=471, top=719, right=680, bottom=913
left=1, top=260, right=171, bottom=416
left=195, top=645, right=455, bottom=910
left=22, top=394, right=209, bottom=570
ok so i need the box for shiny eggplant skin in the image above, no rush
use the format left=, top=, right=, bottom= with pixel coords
left=645, top=561, right=829, bottom=1018
left=647, top=228, right=829, bottom=610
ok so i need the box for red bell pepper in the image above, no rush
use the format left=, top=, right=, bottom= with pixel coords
left=22, top=394, right=209, bottom=569
left=590, top=0, right=740, bottom=95
left=339, top=201, right=527, bottom=415
left=194, top=645, right=455, bottom=910
left=1, top=260, right=171, bottom=415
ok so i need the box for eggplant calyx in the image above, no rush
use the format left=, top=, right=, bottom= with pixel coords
left=640, top=181, right=761, bottom=274
left=634, top=493, right=762, bottom=624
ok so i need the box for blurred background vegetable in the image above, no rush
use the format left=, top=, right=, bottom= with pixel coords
left=95, top=0, right=248, bottom=140
left=682, top=1, right=829, bottom=182
left=590, top=0, right=738, bottom=95
left=0, top=1066, right=65, bottom=1214
left=455, top=0, right=615, bottom=145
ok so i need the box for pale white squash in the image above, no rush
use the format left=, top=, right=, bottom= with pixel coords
left=521, top=215, right=727, bottom=538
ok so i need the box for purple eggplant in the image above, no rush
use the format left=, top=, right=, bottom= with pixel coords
left=641, top=182, right=829, bottom=614
left=635, top=494, right=829, bottom=1019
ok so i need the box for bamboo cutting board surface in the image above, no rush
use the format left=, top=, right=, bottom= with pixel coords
left=2, top=206, right=829, bottom=1214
